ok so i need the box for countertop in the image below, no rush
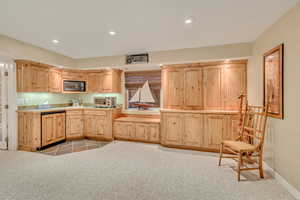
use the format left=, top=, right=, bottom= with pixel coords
left=17, top=106, right=120, bottom=113
left=160, top=109, right=239, bottom=114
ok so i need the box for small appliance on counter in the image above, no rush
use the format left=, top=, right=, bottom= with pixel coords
left=94, top=97, right=116, bottom=108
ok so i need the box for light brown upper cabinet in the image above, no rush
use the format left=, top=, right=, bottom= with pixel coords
left=162, top=60, right=247, bottom=111
left=221, top=64, right=247, bottom=110
left=100, top=70, right=122, bottom=93
left=87, top=70, right=122, bottom=93
left=16, top=60, right=122, bottom=93
left=162, top=68, right=184, bottom=109
left=62, top=70, right=87, bottom=81
left=203, top=66, right=222, bottom=110
left=184, top=67, right=203, bottom=109
left=16, top=60, right=49, bottom=92
left=48, top=68, right=62, bottom=93
left=87, top=72, right=102, bottom=93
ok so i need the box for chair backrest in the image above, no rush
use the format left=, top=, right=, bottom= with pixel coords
left=240, top=104, right=268, bottom=150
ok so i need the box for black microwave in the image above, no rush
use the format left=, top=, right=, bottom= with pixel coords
left=63, top=80, right=86, bottom=92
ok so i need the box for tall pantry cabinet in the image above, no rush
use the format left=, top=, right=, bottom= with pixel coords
left=162, top=61, right=247, bottom=111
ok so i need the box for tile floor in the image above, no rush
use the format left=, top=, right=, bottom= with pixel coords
left=40, top=139, right=109, bottom=156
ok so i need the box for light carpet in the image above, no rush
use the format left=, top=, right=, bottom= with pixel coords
left=0, top=141, right=295, bottom=200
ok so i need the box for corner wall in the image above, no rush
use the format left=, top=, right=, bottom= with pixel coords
left=0, top=34, right=74, bottom=67
left=248, top=2, right=300, bottom=191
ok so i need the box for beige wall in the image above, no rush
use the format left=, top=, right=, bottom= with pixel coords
left=74, top=43, right=252, bottom=68
left=248, top=2, right=300, bottom=191
left=0, top=34, right=74, bottom=67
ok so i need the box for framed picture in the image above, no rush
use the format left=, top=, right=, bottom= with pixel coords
left=263, top=44, right=284, bottom=119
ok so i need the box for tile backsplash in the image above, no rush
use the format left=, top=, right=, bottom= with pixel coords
left=17, top=93, right=123, bottom=106
left=74, top=93, right=123, bottom=105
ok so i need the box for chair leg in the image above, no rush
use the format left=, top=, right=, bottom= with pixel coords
left=218, top=143, right=224, bottom=166
left=237, top=152, right=242, bottom=181
left=259, top=152, right=264, bottom=178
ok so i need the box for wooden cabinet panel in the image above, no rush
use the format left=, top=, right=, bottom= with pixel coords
left=203, top=67, right=221, bottom=110
left=183, top=114, right=204, bottom=147
left=221, top=65, right=247, bottom=110
left=55, top=114, right=66, bottom=140
left=42, top=113, right=65, bottom=146
left=42, top=115, right=55, bottom=146
left=226, top=115, right=240, bottom=141
left=162, top=69, right=184, bottom=109
left=88, top=73, right=102, bottom=93
left=113, top=122, right=135, bottom=139
left=100, top=72, right=113, bottom=92
left=31, top=66, right=49, bottom=92
left=84, top=115, right=106, bottom=137
left=148, top=124, right=160, bottom=142
left=135, top=123, right=148, bottom=141
left=62, top=70, right=87, bottom=81
left=204, top=115, right=226, bottom=149
left=184, top=68, right=203, bottom=109
left=66, top=111, right=84, bottom=139
left=162, top=113, right=183, bottom=145
left=15, top=60, right=49, bottom=92
left=49, top=69, right=62, bottom=93
left=18, top=112, right=41, bottom=151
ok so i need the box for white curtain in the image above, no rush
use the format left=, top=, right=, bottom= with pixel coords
left=0, top=63, right=8, bottom=149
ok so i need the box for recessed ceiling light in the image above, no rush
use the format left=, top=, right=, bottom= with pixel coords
left=109, top=31, right=116, bottom=36
left=52, top=39, right=59, bottom=44
left=185, top=18, right=193, bottom=24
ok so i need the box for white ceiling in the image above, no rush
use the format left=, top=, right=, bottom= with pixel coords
left=0, top=0, right=299, bottom=58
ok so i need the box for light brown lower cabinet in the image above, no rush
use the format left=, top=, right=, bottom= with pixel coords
left=18, top=112, right=41, bottom=151
left=113, top=117, right=160, bottom=143
left=42, top=113, right=66, bottom=146
left=66, top=110, right=84, bottom=140
left=83, top=109, right=113, bottom=140
left=161, top=111, right=240, bottom=151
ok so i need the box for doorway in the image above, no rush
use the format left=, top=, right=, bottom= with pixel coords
left=0, top=64, right=8, bottom=149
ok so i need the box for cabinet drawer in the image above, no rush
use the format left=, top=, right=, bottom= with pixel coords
left=66, top=110, right=83, bottom=116
left=84, top=110, right=107, bottom=116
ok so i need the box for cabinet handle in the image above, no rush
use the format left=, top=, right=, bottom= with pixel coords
left=173, top=122, right=176, bottom=125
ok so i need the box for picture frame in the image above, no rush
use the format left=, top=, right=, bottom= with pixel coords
left=263, top=44, right=284, bottom=119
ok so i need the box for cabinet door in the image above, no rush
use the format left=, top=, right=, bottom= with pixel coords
left=148, top=124, right=160, bottom=143
left=221, top=65, right=246, bottom=110
left=162, top=113, right=183, bottom=145
left=162, top=69, right=184, bottom=109
left=66, top=115, right=84, bottom=138
left=183, top=114, right=204, bottom=147
left=42, top=113, right=66, bottom=146
left=100, top=72, right=113, bottom=92
left=16, top=65, right=23, bottom=92
left=204, top=115, right=226, bottom=149
left=184, top=68, right=203, bottom=109
left=55, top=113, right=66, bottom=141
left=135, top=123, right=149, bottom=141
left=225, top=115, right=240, bottom=141
left=203, top=67, right=221, bottom=110
left=95, top=115, right=106, bottom=136
left=88, top=73, right=101, bottom=93
left=31, top=66, right=49, bottom=92
left=113, top=122, right=135, bottom=139
left=42, top=115, right=56, bottom=146
left=49, top=69, right=62, bottom=93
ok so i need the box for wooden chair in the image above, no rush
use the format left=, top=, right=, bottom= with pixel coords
left=218, top=104, right=268, bottom=181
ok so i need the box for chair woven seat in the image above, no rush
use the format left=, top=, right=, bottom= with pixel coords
left=223, top=140, right=256, bottom=152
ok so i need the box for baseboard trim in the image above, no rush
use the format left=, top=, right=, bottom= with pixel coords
left=264, top=162, right=300, bottom=200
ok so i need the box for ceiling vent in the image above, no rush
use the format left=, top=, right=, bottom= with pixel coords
left=126, top=53, right=149, bottom=65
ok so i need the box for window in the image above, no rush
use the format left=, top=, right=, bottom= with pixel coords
left=125, top=70, right=161, bottom=111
